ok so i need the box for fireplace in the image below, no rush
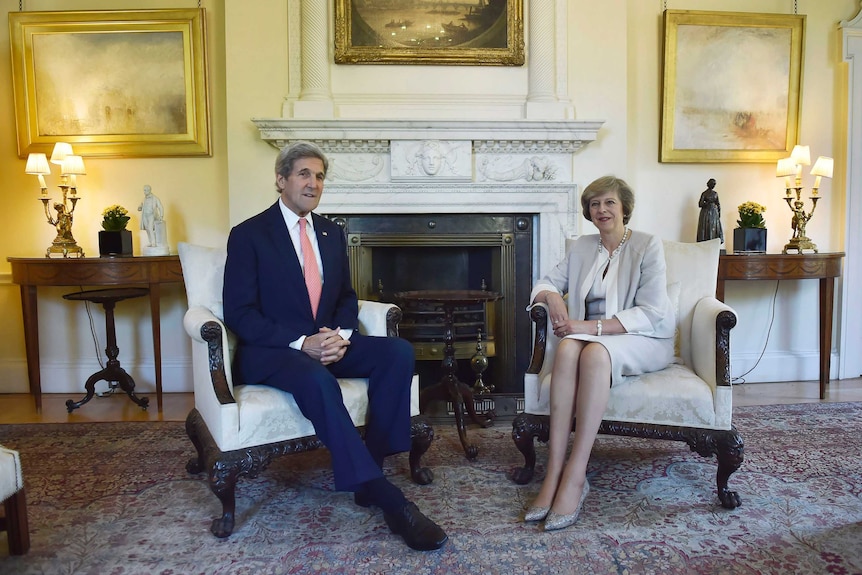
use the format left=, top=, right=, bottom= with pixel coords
left=329, top=213, right=533, bottom=394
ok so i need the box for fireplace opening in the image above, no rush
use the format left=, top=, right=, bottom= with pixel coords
left=328, top=213, right=533, bottom=395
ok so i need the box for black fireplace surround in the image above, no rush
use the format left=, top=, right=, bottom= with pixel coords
left=327, top=213, right=533, bottom=395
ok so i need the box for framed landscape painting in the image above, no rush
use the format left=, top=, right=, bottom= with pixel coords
left=334, top=0, right=524, bottom=65
left=660, top=10, right=805, bottom=163
left=9, top=9, right=211, bottom=158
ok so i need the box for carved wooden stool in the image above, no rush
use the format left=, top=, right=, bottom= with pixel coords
left=62, top=287, right=151, bottom=412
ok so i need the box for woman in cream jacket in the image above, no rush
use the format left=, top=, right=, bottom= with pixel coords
left=524, top=176, right=675, bottom=531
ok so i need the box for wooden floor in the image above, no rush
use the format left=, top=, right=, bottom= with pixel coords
left=1, top=378, right=861, bottom=424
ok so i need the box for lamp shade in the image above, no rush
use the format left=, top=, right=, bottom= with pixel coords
left=61, top=155, right=86, bottom=176
left=25, top=153, right=51, bottom=175
left=776, top=157, right=796, bottom=177
left=50, top=142, right=73, bottom=165
left=790, top=145, right=811, bottom=166
left=811, top=156, right=834, bottom=179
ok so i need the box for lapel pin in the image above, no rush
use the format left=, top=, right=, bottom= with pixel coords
left=322, top=231, right=328, bottom=236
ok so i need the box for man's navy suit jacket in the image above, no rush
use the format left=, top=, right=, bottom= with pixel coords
left=223, top=201, right=359, bottom=385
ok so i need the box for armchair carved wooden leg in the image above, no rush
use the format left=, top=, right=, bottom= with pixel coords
left=185, top=409, right=242, bottom=538
left=510, top=413, right=550, bottom=485
left=409, top=415, right=434, bottom=485
left=694, top=427, right=744, bottom=509
left=184, top=409, right=206, bottom=476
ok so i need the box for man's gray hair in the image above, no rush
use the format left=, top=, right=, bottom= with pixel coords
left=275, top=141, right=329, bottom=188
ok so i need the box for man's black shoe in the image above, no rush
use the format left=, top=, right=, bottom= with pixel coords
left=383, top=502, right=448, bottom=551
left=354, top=490, right=372, bottom=508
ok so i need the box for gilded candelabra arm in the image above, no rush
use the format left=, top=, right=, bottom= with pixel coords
left=41, top=198, right=57, bottom=225
left=808, top=196, right=819, bottom=219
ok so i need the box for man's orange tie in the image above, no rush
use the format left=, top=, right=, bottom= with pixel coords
left=299, top=218, right=322, bottom=318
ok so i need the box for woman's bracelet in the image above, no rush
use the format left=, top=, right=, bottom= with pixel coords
left=596, top=319, right=603, bottom=336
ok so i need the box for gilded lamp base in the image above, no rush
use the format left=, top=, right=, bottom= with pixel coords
left=46, top=241, right=84, bottom=258
left=783, top=236, right=818, bottom=254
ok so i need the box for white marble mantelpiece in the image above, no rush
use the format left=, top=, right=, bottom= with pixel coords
left=252, top=119, right=604, bottom=153
left=252, top=118, right=604, bottom=277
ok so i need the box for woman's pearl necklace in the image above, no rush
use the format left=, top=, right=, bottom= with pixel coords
left=599, top=226, right=630, bottom=261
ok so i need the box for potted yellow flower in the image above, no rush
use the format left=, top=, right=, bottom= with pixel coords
left=98, top=205, right=133, bottom=257
left=733, top=201, right=767, bottom=254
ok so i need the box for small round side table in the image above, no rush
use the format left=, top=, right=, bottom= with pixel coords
left=62, top=287, right=151, bottom=412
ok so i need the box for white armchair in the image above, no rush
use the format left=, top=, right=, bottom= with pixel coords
left=178, top=243, right=434, bottom=538
left=0, top=445, right=29, bottom=555
left=511, top=239, right=744, bottom=509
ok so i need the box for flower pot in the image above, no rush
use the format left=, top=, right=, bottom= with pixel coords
left=733, top=227, right=766, bottom=254
left=98, top=230, right=133, bottom=257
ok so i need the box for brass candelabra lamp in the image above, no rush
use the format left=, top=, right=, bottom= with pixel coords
left=24, top=142, right=87, bottom=258
left=775, top=145, right=833, bottom=254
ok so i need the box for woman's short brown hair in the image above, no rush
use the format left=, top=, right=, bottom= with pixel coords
left=581, top=175, right=635, bottom=225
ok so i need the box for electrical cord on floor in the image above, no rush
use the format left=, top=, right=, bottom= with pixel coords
left=731, top=280, right=780, bottom=384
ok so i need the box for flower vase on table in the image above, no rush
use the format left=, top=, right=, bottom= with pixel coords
left=98, top=205, right=133, bottom=257
left=733, top=202, right=767, bottom=254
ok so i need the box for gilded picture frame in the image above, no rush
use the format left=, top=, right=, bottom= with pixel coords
left=9, top=9, right=211, bottom=158
left=334, top=0, right=524, bottom=66
left=660, top=10, right=805, bottom=163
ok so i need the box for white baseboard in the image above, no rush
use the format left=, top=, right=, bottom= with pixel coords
left=0, top=358, right=192, bottom=394
left=730, top=350, right=838, bottom=383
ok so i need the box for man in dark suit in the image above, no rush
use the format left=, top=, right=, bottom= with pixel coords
left=222, top=141, right=447, bottom=551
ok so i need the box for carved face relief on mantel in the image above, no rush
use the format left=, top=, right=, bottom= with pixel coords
left=390, top=140, right=472, bottom=182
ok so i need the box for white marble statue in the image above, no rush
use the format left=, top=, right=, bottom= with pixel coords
left=137, top=184, right=169, bottom=255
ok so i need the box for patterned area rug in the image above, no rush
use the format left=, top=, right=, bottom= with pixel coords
left=1, top=402, right=861, bottom=575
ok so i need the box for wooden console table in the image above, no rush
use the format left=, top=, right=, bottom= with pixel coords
left=7, top=256, right=183, bottom=411
left=717, top=252, right=845, bottom=399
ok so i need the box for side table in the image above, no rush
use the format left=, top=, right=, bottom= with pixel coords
left=717, top=252, right=844, bottom=399
left=395, top=289, right=502, bottom=460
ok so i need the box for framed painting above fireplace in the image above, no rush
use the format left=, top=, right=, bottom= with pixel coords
left=334, top=0, right=525, bottom=66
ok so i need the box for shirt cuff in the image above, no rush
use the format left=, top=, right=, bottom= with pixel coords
left=290, top=335, right=306, bottom=350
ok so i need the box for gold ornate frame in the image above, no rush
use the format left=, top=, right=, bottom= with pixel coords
left=9, top=9, right=211, bottom=158
left=334, top=0, right=524, bottom=66
left=660, top=10, right=805, bottom=163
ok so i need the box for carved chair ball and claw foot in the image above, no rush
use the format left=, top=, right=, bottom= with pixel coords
left=511, top=239, right=744, bottom=509
left=178, top=243, right=435, bottom=538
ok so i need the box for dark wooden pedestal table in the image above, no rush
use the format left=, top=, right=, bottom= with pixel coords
left=62, top=287, right=152, bottom=412
left=395, top=289, right=502, bottom=460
